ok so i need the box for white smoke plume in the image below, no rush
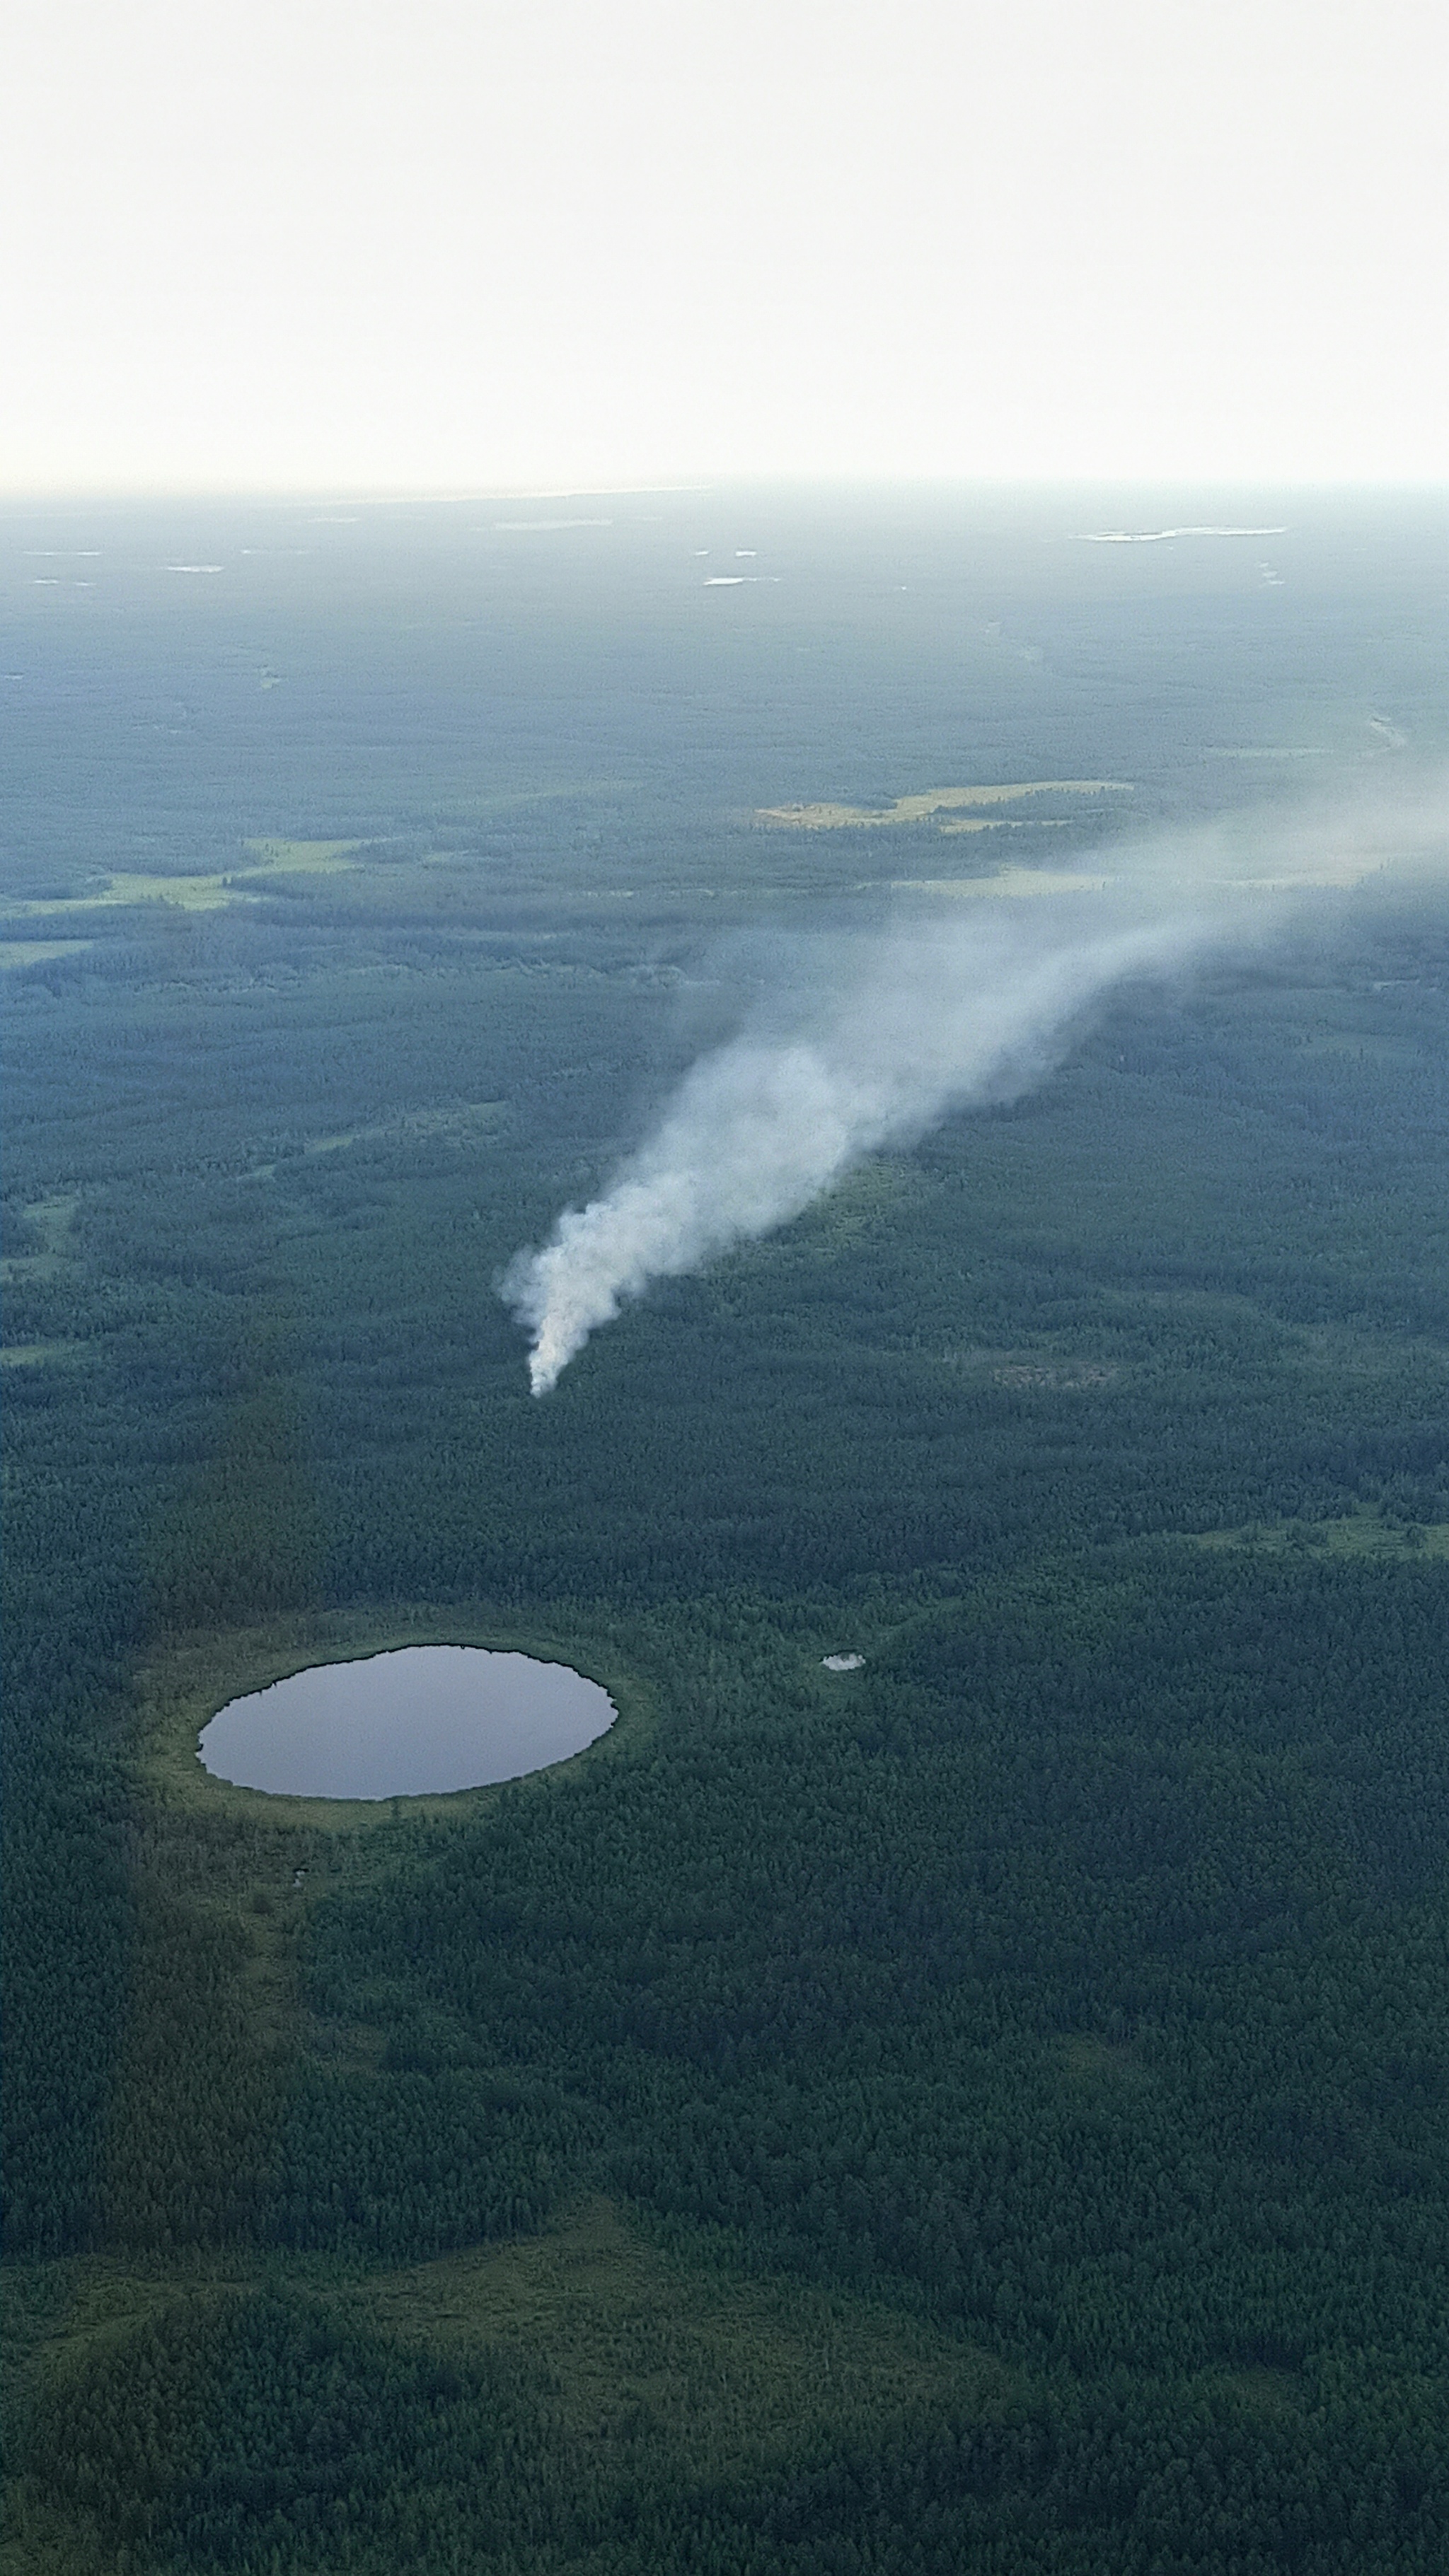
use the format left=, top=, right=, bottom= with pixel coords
left=504, top=785, right=1446, bottom=1394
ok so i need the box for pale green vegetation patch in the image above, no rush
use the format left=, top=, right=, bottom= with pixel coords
left=756, top=781, right=1134, bottom=829
left=989, top=1357, right=1120, bottom=1389
left=238, top=839, right=364, bottom=869
left=937, top=816, right=1075, bottom=835
left=1053, top=2034, right=1152, bottom=2089
left=1, top=1196, right=80, bottom=1287
left=352, top=2197, right=1012, bottom=2485
left=19, top=1197, right=77, bottom=1255
left=1, top=2211, right=1015, bottom=2576
left=1189, top=1508, right=1449, bottom=1560
left=1196, top=2365, right=1307, bottom=2420
left=0, top=1342, right=93, bottom=1370
left=1, top=841, right=367, bottom=921
left=246, top=1101, right=507, bottom=1181
left=933, top=1345, right=1124, bottom=1388
left=0, top=941, right=96, bottom=969
left=5, top=874, right=236, bottom=917
left=298, top=1100, right=507, bottom=1158
left=787, top=1156, right=927, bottom=1244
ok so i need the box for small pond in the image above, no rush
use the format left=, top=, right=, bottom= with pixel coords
left=198, top=1646, right=616, bottom=1799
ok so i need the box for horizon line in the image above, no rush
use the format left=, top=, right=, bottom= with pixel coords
left=2, top=472, right=1447, bottom=508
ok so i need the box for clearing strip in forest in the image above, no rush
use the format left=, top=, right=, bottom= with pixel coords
left=754, top=782, right=1134, bottom=829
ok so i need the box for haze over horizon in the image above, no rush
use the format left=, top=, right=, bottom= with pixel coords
left=4, top=0, right=1444, bottom=497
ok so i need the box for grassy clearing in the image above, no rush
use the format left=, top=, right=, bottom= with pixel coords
left=238, top=840, right=363, bottom=869
left=756, top=781, right=1133, bottom=829
left=1188, top=1508, right=1449, bottom=1560
left=349, top=2195, right=1014, bottom=2485
left=937, top=816, right=1074, bottom=835
left=20, top=1196, right=78, bottom=1255
left=1, top=1196, right=81, bottom=1286
left=6, top=2258, right=255, bottom=2399
left=787, top=1156, right=925, bottom=1244
left=989, top=1359, right=1119, bottom=1389
left=1, top=2260, right=275, bottom=2576
left=247, top=1101, right=507, bottom=1179
left=0, top=941, right=96, bottom=970
left=0, top=842, right=366, bottom=921
left=0, top=1342, right=94, bottom=1369
left=929, top=1342, right=1125, bottom=1388
left=4, top=874, right=238, bottom=917
left=2, top=2206, right=1017, bottom=2576
left=1196, top=2364, right=1307, bottom=2420
left=1053, top=2034, right=1152, bottom=2090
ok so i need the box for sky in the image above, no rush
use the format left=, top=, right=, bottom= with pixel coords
left=3, top=0, right=1444, bottom=495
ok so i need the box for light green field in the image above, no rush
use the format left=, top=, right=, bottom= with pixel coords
left=1, top=842, right=364, bottom=919
left=0, top=2198, right=1013, bottom=2576
left=0, top=941, right=96, bottom=969
left=0, top=1197, right=80, bottom=1287
left=246, top=1101, right=507, bottom=1181
left=238, top=838, right=363, bottom=869
left=292, top=1099, right=507, bottom=1158
left=937, top=816, right=1074, bottom=835
left=0, top=1343, right=93, bottom=1370
left=755, top=780, right=1134, bottom=829
left=347, top=2196, right=1015, bottom=2483
left=18, top=1197, right=77, bottom=1255
left=1191, top=1507, right=1449, bottom=1560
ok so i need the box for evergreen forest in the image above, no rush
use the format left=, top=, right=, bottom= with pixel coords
left=4, top=485, right=1449, bottom=2572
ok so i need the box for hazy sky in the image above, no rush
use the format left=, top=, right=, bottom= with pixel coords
left=4, top=0, right=1443, bottom=494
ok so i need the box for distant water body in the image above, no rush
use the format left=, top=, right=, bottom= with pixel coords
left=199, top=1646, right=616, bottom=1799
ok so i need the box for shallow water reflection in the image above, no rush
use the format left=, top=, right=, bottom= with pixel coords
left=199, top=1646, right=616, bottom=1799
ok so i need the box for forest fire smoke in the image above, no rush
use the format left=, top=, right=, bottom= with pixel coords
left=506, top=904, right=1216, bottom=1393
left=504, top=784, right=1448, bottom=1394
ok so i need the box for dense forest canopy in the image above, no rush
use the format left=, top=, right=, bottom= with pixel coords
left=4, top=486, right=1449, bottom=2573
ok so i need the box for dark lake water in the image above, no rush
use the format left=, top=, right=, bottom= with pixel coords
left=198, top=1646, right=616, bottom=1798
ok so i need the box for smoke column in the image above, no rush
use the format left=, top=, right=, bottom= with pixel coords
left=504, top=777, right=1449, bottom=1395
left=504, top=898, right=1230, bottom=1394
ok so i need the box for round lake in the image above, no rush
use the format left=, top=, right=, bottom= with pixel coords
left=198, top=1646, right=616, bottom=1799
